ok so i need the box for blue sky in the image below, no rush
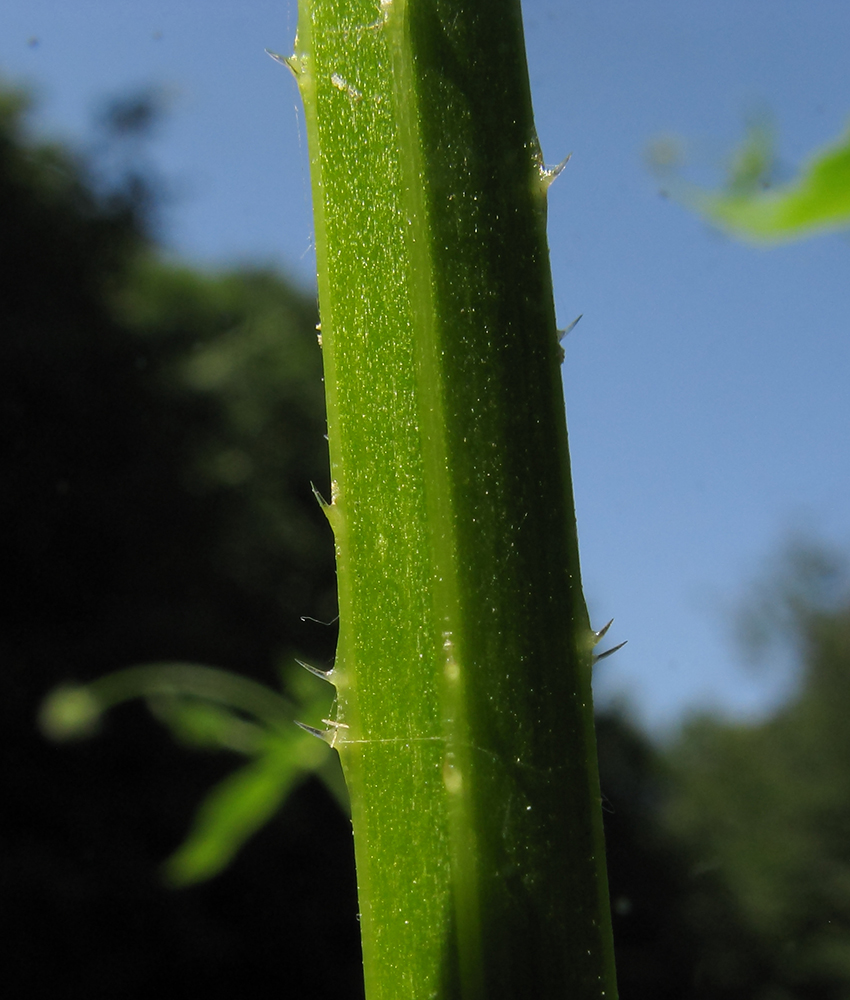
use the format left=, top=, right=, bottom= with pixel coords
left=3, top=0, right=848, bottom=735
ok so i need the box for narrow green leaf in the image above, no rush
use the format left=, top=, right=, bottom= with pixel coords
left=164, top=731, right=328, bottom=886
left=146, top=698, right=269, bottom=754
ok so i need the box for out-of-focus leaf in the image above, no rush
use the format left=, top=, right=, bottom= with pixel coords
left=146, top=697, right=268, bottom=754
left=40, top=661, right=342, bottom=884
left=41, top=662, right=304, bottom=751
left=163, top=728, right=329, bottom=886
left=655, top=123, right=850, bottom=244
left=314, top=749, right=350, bottom=815
left=38, top=684, right=103, bottom=740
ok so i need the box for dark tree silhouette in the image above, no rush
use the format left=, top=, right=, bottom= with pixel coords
left=663, top=545, right=850, bottom=1000
left=1, top=88, right=361, bottom=999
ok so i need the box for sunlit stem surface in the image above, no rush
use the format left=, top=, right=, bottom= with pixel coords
left=286, top=1, right=618, bottom=997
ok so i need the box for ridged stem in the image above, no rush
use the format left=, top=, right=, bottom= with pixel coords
left=287, top=2, right=618, bottom=997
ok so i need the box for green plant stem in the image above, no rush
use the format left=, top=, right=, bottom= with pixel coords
left=287, top=1, right=617, bottom=997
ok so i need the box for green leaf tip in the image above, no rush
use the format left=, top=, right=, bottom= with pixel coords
left=162, top=735, right=325, bottom=886
left=39, top=684, right=103, bottom=741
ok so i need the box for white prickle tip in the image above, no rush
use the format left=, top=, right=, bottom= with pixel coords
left=265, top=48, right=300, bottom=78
left=591, top=618, right=614, bottom=645
left=295, top=718, right=349, bottom=748
left=593, top=640, right=628, bottom=665
left=295, top=658, right=336, bottom=685
left=539, top=152, right=573, bottom=191
left=558, top=314, right=583, bottom=342
left=310, top=482, right=330, bottom=508
left=294, top=719, right=334, bottom=744
left=556, top=314, right=583, bottom=362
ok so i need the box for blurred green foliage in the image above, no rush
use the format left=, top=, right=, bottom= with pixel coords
left=39, top=661, right=346, bottom=885
left=1, top=84, right=360, bottom=998
left=649, top=118, right=850, bottom=244
left=660, top=544, right=850, bottom=999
